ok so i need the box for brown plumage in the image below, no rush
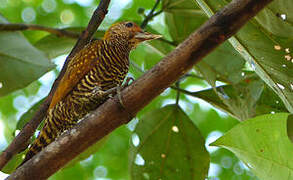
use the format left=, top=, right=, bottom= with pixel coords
left=20, top=21, right=161, bottom=165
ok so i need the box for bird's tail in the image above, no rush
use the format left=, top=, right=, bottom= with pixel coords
left=19, top=115, right=61, bottom=166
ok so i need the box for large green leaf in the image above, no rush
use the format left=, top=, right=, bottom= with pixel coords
left=0, top=15, right=54, bottom=96
left=196, top=0, right=293, bottom=113
left=129, top=105, right=210, bottom=180
left=211, top=113, right=292, bottom=180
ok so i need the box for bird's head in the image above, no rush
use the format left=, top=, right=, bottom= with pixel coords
left=103, top=21, right=161, bottom=49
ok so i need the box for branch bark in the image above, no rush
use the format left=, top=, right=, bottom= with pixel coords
left=0, top=23, right=80, bottom=38
left=7, top=0, right=273, bottom=179
left=0, top=0, right=111, bottom=170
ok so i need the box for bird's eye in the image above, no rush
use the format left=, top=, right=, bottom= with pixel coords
left=125, top=22, right=133, bottom=28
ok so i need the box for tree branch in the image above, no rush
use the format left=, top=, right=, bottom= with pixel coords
left=0, top=23, right=80, bottom=38
left=0, top=0, right=111, bottom=171
left=6, top=0, right=273, bottom=179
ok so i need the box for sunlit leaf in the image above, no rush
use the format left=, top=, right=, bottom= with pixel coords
left=211, top=113, right=292, bottom=180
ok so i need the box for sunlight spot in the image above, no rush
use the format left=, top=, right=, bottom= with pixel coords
left=0, top=82, right=2, bottom=88
left=290, top=84, right=293, bottom=90
left=161, top=99, right=174, bottom=107
left=14, top=129, right=20, bottom=136
left=161, top=88, right=170, bottom=96
left=277, top=83, right=285, bottom=90
left=13, top=95, right=29, bottom=111
left=135, top=154, right=145, bottom=166
left=161, top=153, right=166, bottom=158
left=271, top=111, right=275, bottom=114
left=94, top=165, right=107, bottom=177
left=282, top=64, right=287, bottom=68
left=74, top=0, right=93, bottom=7
left=285, top=54, right=292, bottom=61
left=250, top=61, right=256, bottom=70
left=280, top=14, right=286, bottom=20
left=276, top=100, right=279, bottom=104
left=107, top=0, right=132, bottom=20
left=143, top=172, right=150, bottom=180
left=80, top=155, right=93, bottom=166
left=221, top=156, right=232, bottom=169
left=274, top=45, right=281, bottom=50
left=206, top=131, right=223, bottom=153
left=0, top=171, right=9, bottom=179
left=0, top=120, right=8, bottom=149
left=285, top=48, right=290, bottom=53
left=60, top=9, right=74, bottom=24
left=131, top=133, right=140, bottom=147
left=233, top=162, right=244, bottom=175
left=208, top=163, right=222, bottom=177
left=42, top=0, right=56, bottom=13
left=241, top=72, right=245, bottom=77
left=127, top=118, right=138, bottom=131
left=21, top=7, right=36, bottom=22
left=172, top=126, right=179, bottom=133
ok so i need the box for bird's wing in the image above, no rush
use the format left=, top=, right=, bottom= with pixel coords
left=49, top=40, right=102, bottom=109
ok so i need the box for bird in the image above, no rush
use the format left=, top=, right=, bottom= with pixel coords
left=20, top=21, right=161, bottom=166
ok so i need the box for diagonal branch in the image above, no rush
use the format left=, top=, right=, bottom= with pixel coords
left=0, top=0, right=111, bottom=171
left=6, top=0, right=273, bottom=179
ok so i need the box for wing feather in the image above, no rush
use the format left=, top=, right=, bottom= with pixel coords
left=49, top=40, right=102, bottom=109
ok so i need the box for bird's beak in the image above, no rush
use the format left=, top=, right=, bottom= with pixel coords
left=134, top=31, right=162, bottom=41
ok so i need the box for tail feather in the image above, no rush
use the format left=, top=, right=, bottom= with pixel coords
left=19, top=116, right=61, bottom=166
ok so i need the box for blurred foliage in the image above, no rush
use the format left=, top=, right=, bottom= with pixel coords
left=0, top=0, right=292, bottom=179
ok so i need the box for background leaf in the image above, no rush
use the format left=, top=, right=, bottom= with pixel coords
left=0, top=15, right=54, bottom=96
left=129, top=105, right=210, bottom=180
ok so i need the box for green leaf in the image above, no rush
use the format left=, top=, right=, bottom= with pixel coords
left=163, top=0, right=207, bottom=44
left=0, top=15, right=54, bottom=96
left=211, top=113, right=292, bottom=180
left=190, top=77, right=288, bottom=120
left=129, top=105, right=210, bottom=180
left=196, top=42, right=246, bottom=85
left=196, top=0, right=293, bottom=113
left=163, top=0, right=246, bottom=85
left=254, top=0, right=293, bottom=38
left=34, top=29, right=105, bottom=59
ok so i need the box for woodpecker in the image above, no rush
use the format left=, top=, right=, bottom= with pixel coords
left=20, top=21, right=161, bottom=165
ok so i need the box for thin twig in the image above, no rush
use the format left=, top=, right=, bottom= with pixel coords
left=0, top=23, right=80, bottom=38
left=175, top=81, right=180, bottom=105
left=7, top=0, right=273, bottom=178
left=140, top=0, right=161, bottom=29
left=0, top=0, right=111, bottom=171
